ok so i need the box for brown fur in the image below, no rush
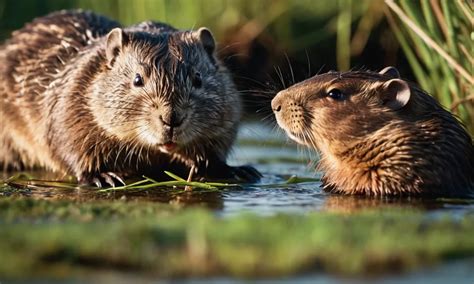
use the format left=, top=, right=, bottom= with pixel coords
left=0, top=10, right=260, bottom=186
left=272, top=68, right=474, bottom=197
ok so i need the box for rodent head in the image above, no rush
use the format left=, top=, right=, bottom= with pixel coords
left=90, top=27, right=240, bottom=159
left=271, top=67, right=412, bottom=150
left=273, top=67, right=474, bottom=196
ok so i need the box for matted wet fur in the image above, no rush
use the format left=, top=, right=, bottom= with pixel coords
left=0, top=10, right=261, bottom=187
left=272, top=67, right=473, bottom=197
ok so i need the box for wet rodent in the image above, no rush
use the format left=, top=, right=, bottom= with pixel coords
left=0, top=10, right=261, bottom=186
left=272, top=67, right=474, bottom=197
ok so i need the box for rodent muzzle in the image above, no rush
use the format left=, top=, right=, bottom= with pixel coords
left=153, top=108, right=188, bottom=145
left=272, top=91, right=307, bottom=145
left=271, top=92, right=284, bottom=113
left=159, top=113, right=184, bottom=128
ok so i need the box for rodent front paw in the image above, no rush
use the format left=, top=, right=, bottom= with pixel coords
left=230, top=165, right=262, bottom=183
left=80, top=172, right=126, bottom=188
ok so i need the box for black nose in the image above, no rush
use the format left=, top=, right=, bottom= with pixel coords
left=160, top=112, right=183, bottom=128
left=273, top=105, right=281, bottom=112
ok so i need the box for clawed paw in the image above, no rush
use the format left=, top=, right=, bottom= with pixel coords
left=230, top=165, right=262, bottom=183
left=82, top=172, right=126, bottom=188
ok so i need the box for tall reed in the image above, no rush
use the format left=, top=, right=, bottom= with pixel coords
left=385, top=0, right=473, bottom=133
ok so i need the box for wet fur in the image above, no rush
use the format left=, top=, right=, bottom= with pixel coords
left=273, top=70, right=474, bottom=197
left=0, top=10, right=254, bottom=184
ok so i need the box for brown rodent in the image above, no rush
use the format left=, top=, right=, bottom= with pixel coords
left=0, top=10, right=261, bottom=187
left=272, top=67, right=474, bottom=197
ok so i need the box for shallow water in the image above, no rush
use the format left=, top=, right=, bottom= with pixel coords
left=176, top=259, right=474, bottom=284
left=1, top=122, right=474, bottom=283
left=2, top=121, right=473, bottom=216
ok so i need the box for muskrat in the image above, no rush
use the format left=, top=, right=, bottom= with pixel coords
left=0, top=10, right=261, bottom=187
left=272, top=67, right=474, bottom=197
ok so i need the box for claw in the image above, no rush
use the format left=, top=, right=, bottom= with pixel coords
left=92, top=177, right=102, bottom=188
left=101, top=173, right=115, bottom=187
left=107, top=172, right=126, bottom=186
left=83, top=172, right=126, bottom=188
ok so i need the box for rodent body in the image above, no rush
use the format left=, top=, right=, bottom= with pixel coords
left=272, top=67, right=474, bottom=197
left=0, top=10, right=261, bottom=186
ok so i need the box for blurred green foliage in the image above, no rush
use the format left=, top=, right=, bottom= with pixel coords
left=1, top=198, right=473, bottom=278
left=0, top=0, right=393, bottom=74
left=386, top=0, right=473, bottom=132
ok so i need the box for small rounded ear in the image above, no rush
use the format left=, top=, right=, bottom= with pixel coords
left=195, top=27, right=216, bottom=56
left=381, top=79, right=411, bottom=110
left=106, top=28, right=128, bottom=67
left=379, top=66, right=400, bottom=78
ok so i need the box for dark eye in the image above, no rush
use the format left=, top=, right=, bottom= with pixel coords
left=133, top=73, right=144, bottom=87
left=327, top=89, right=345, bottom=101
left=192, top=72, right=202, bottom=88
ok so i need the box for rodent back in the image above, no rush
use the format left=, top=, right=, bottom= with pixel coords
left=1, top=10, right=120, bottom=98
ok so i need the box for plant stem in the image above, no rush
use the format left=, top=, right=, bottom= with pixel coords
left=385, top=0, right=474, bottom=84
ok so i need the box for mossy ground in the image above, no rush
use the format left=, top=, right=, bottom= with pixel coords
left=0, top=197, right=473, bottom=279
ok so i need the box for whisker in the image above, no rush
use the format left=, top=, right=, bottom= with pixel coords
left=305, top=49, right=311, bottom=79
left=233, top=75, right=278, bottom=90
left=273, top=65, right=286, bottom=89
left=216, top=42, right=245, bottom=55
left=284, top=53, right=295, bottom=85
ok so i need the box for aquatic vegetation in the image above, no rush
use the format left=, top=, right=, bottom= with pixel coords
left=0, top=198, right=473, bottom=278
left=1, top=171, right=320, bottom=193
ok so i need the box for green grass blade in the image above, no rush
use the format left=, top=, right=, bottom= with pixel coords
left=164, top=171, right=187, bottom=182
left=441, top=0, right=460, bottom=58
left=336, top=0, right=352, bottom=71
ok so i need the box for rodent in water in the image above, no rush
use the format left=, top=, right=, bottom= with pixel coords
left=271, top=67, right=474, bottom=197
left=0, top=10, right=261, bottom=187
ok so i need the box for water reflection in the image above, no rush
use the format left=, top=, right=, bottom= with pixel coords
left=2, top=178, right=225, bottom=210
left=3, top=176, right=473, bottom=217
left=1, top=122, right=473, bottom=216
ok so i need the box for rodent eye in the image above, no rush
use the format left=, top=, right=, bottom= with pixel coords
left=133, top=73, right=144, bottom=87
left=327, top=89, right=346, bottom=101
left=192, top=72, right=202, bottom=88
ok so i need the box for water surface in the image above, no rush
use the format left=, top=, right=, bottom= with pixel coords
left=2, top=121, right=473, bottom=216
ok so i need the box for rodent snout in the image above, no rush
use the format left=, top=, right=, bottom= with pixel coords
left=158, top=111, right=186, bottom=144
left=159, top=112, right=184, bottom=128
left=271, top=92, right=284, bottom=113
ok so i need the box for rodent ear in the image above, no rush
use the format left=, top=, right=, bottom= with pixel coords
left=106, top=28, right=129, bottom=68
left=379, top=66, right=400, bottom=78
left=195, top=27, right=216, bottom=57
left=381, top=79, right=411, bottom=110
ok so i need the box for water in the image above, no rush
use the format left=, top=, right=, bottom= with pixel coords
left=2, top=121, right=473, bottom=283
left=2, top=121, right=474, bottom=216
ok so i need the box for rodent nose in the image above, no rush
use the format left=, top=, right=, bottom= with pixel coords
left=271, top=95, right=283, bottom=112
left=159, top=112, right=183, bottom=128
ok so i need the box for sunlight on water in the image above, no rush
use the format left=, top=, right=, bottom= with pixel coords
left=2, top=122, right=473, bottom=217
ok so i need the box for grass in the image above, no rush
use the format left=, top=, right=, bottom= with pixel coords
left=0, top=197, right=473, bottom=279
left=1, top=171, right=237, bottom=193
left=2, top=171, right=321, bottom=194
left=97, top=172, right=238, bottom=192
left=385, top=0, right=473, bottom=132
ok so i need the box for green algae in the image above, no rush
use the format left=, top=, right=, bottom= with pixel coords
left=0, top=198, right=473, bottom=279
